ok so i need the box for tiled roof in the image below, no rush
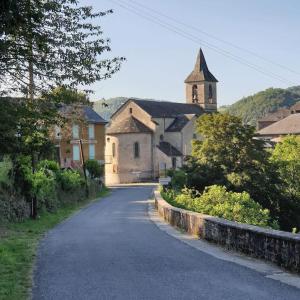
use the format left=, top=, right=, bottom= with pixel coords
left=258, top=108, right=290, bottom=122
left=131, top=99, right=203, bottom=118
left=184, top=49, right=218, bottom=83
left=258, top=113, right=300, bottom=135
left=106, top=116, right=152, bottom=134
left=157, top=141, right=182, bottom=157
left=166, top=115, right=191, bottom=132
left=83, top=106, right=107, bottom=124
left=290, top=102, right=300, bottom=113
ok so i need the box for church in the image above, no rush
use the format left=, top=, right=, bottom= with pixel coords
left=105, top=49, right=218, bottom=184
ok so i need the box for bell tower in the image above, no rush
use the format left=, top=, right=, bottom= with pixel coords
left=185, top=49, right=218, bottom=112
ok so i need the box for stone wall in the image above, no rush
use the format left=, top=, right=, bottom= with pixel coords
left=154, top=190, right=300, bottom=273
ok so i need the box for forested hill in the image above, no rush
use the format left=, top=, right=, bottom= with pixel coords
left=221, top=86, right=300, bottom=126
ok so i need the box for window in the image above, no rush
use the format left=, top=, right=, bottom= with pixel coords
left=192, top=85, right=198, bottom=102
left=160, top=134, right=164, bottom=141
left=129, top=107, right=133, bottom=114
left=134, top=142, right=140, bottom=158
left=72, top=124, right=79, bottom=139
left=172, top=157, right=177, bottom=169
left=107, top=137, right=110, bottom=142
left=208, top=84, right=213, bottom=100
left=73, top=144, right=80, bottom=161
left=89, top=144, right=95, bottom=159
left=54, top=126, right=61, bottom=139
left=112, top=143, right=116, bottom=158
left=88, top=124, right=95, bottom=139
left=193, top=133, right=197, bottom=139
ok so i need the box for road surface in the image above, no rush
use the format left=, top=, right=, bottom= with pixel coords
left=33, top=185, right=300, bottom=300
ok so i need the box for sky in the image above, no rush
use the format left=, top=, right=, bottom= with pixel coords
left=84, top=0, right=300, bottom=106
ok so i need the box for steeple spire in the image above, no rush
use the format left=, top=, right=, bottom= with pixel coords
left=185, top=48, right=218, bottom=83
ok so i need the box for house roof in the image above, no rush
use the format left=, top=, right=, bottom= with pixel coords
left=166, top=115, right=191, bottom=132
left=184, top=48, right=218, bottom=83
left=60, top=105, right=107, bottom=124
left=258, top=108, right=290, bottom=122
left=130, top=99, right=204, bottom=118
left=157, top=141, right=182, bottom=157
left=106, top=116, right=152, bottom=134
left=290, top=102, right=300, bottom=113
left=258, top=113, right=300, bottom=136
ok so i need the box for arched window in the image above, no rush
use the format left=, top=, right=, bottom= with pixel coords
left=192, top=85, right=198, bottom=103
left=134, top=142, right=140, bottom=158
left=208, top=84, right=213, bottom=102
left=160, top=134, right=164, bottom=141
left=112, top=142, right=116, bottom=158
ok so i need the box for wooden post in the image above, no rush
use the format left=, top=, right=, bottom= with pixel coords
left=79, top=139, right=89, bottom=197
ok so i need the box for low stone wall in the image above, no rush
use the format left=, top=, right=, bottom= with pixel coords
left=154, top=190, right=300, bottom=273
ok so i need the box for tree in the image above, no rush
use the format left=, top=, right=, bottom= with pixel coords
left=192, top=113, right=266, bottom=173
left=0, top=0, right=124, bottom=98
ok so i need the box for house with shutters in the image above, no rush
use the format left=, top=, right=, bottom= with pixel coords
left=52, top=105, right=107, bottom=168
left=105, top=49, right=218, bottom=184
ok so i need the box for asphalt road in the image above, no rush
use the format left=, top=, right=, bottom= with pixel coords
left=33, top=185, right=300, bottom=300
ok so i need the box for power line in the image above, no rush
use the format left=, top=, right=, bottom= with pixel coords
left=110, top=0, right=298, bottom=86
left=127, top=0, right=300, bottom=77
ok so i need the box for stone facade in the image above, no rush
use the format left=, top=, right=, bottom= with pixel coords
left=155, top=190, right=300, bottom=273
left=105, top=49, right=217, bottom=184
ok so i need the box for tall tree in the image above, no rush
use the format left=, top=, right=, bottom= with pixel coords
left=0, top=0, right=124, bottom=98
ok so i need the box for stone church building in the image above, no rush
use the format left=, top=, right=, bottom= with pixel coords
left=105, top=49, right=218, bottom=184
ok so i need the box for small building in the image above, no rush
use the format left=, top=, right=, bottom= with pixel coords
left=53, top=105, right=107, bottom=168
left=257, top=113, right=300, bottom=142
left=257, top=108, right=291, bottom=130
left=105, top=49, right=218, bottom=184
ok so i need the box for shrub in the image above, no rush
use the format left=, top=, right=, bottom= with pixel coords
left=31, top=170, right=58, bottom=212
left=0, top=192, right=30, bottom=222
left=0, top=156, right=13, bottom=190
left=58, top=169, right=84, bottom=191
left=85, top=159, right=103, bottom=179
left=169, top=169, right=187, bottom=191
left=164, top=185, right=276, bottom=228
left=37, top=160, right=60, bottom=173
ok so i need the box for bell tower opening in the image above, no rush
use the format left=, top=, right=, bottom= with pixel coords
left=184, top=49, right=218, bottom=112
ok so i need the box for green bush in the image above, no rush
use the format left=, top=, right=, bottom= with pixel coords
left=85, top=159, right=103, bottom=179
left=58, top=169, right=84, bottom=191
left=37, top=160, right=60, bottom=173
left=169, top=169, right=187, bottom=191
left=0, top=156, right=13, bottom=190
left=31, top=170, right=58, bottom=212
left=0, top=192, right=30, bottom=222
left=164, top=185, right=276, bottom=228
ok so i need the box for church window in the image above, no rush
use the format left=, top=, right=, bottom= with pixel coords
left=172, top=157, right=177, bottom=169
left=134, top=142, right=140, bottom=158
left=192, top=85, right=198, bottom=103
left=208, top=84, right=213, bottom=102
left=129, top=107, right=133, bottom=114
left=160, top=134, right=164, bottom=141
left=112, top=143, right=116, bottom=158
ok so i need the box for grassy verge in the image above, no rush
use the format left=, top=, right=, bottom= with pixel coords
left=0, top=187, right=109, bottom=300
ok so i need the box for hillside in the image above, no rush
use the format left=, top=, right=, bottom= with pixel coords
left=223, top=86, right=300, bottom=126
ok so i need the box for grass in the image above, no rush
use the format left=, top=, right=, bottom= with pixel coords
left=0, top=187, right=109, bottom=300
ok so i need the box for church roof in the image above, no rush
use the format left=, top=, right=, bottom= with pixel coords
left=258, top=113, right=300, bottom=136
left=130, top=99, right=203, bottom=118
left=157, top=141, right=182, bottom=157
left=184, top=49, right=218, bottom=83
left=166, top=115, right=190, bottom=132
left=106, top=116, right=152, bottom=134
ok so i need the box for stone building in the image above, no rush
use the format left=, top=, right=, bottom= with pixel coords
left=53, top=105, right=107, bottom=168
left=105, top=49, right=218, bottom=184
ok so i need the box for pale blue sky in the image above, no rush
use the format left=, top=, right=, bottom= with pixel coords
left=84, top=0, right=300, bottom=106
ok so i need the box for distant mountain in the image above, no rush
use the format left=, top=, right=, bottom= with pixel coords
left=222, top=86, right=300, bottom=126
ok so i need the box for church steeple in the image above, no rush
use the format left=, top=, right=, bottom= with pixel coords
left=185, top=49, right=218, bottom=112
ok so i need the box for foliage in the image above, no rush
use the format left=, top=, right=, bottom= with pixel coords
left=223, top=87, right=300, bottom=126
left=0, top=0, right=124, bottom=96
left=85, top=159, right=104, bottom=179
left=58, top=170, right=84, bottom=192
left=31, top=169, right=58, bottom=212
left=163, top=185, right=275, bottom=228
left=0, top=156, right=13, bottom=190
left=37, top=159, right=60, bottom=173
left=193, top=113, right=266, bottom=174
